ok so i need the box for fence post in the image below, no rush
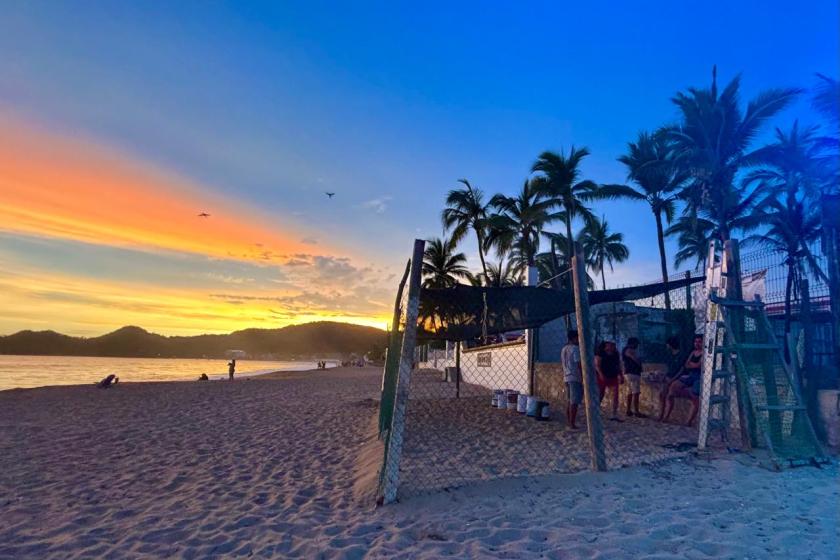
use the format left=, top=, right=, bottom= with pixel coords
left=800, top=279, right=824, bottom=441
left=572, top=242, right=607, bottom=471
left=723, top=239, right=756, bottom=449
left=685, top=270, right=692, bottom=311
left=381, top=239, right=425, bottom=504
left=822, top=194, right=840, bottom=395
left=455, top=341, right=461, bottom=399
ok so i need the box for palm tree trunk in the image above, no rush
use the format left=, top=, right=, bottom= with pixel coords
left=475, top=230, right=488, bottom=278
left=654, top=210, right=672, bottom=310
left=565, top=215, right=574, bottom=262
left=783, top=260, right=794, bottom=363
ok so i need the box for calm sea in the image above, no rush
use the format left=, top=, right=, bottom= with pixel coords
left=0, top=355, right=329, bottom=391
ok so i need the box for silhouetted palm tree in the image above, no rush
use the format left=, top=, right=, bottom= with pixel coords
left=441, top=179, right=490, bottom=277
left=531, top=147, right=599, bottom=258
left=485, top=179, right=553, bottom=270
left=579, top=216, right=630, bottom=290
left=604, top=130, right=690, bottom=308
left=667, top=216, right=715, bottom=272
left=669, top=67, right=801, bottom=240
left=421, top=236, right=472, bottom=288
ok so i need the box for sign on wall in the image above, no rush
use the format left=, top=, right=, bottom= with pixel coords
left=477, top=352, right=492, bottom=367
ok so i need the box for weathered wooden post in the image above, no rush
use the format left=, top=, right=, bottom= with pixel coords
left=800, top=279, right=824, bottom=441
left=571, top=242, right=607, bottom=471
left=381, top=239, right=425, bottom=504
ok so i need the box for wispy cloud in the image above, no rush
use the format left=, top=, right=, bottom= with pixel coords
left=359, top=196, right=393, bottom=214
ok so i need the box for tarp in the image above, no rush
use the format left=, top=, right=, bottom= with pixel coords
left=416, top=275, right=705, bottom=341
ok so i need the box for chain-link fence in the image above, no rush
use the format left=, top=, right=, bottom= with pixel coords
left=377, top=238, right=835, bottom=501
left=394, top=269, right=716, bottom=499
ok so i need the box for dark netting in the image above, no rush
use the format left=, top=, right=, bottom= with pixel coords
left=417, top=275, right=705, bottom=341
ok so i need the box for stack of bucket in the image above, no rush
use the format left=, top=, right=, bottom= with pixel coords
left=491, top=389, right=550, bottom=421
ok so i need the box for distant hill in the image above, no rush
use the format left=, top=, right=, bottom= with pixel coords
left=0, top=322, right=387, bottom=359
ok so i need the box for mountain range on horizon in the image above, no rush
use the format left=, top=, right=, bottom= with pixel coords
left=0, top=321, right=387, bottom=359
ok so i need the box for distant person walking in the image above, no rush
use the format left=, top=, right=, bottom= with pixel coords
left=228, top=359, right=236, bottom=380
left=561, top=330, right=582, bottom=430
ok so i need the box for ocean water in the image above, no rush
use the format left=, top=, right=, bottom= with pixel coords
left=0, top=355, right=330, bottom=391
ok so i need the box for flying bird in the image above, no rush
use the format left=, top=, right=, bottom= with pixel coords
left=325, top=192, right=335, bottom=199
left=197, top=212, right=211, bottom=217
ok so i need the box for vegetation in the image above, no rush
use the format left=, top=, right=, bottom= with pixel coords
left=428, top=67, right=835, bottom=354
left=0, top=322, right=387, bottom=359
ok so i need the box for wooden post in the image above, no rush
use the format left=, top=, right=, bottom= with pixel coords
left=724, top=239, right=756, bottom=449
left=572, top=242, right=607, bottom=471
left=822, top=195, right=840, bottom=396
left=685, top=270, right=692, bottom=311
left=455, top=341, right=461, bottom=399
left=800, top=279, right=824, bottom=441
left=381, top=239, right=425, bottom=504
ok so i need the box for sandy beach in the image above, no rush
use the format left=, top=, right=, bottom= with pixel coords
left=1, top=366, right=837, bottom=559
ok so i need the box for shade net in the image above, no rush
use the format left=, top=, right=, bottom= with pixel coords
left=416, top=275, right=705, bottom=341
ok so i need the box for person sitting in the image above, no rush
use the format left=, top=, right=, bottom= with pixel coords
left=97, top=374, right=119, bottom=389
left=595, top=340, right=624, bottom=421
left=198, top=373, right=209, bottom=381
left=661, top=334, right=704, bottom=426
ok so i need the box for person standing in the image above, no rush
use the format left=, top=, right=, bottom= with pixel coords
left=595, top=340, right=624, bottom=421
left=228, top=359, right=236, bottom=380
left=622, top=337, right=645, bottom=417
left=561, top=330, right=583, bottom=430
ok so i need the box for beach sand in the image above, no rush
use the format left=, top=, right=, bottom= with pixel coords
left=0, top=366, right=836, bottom=559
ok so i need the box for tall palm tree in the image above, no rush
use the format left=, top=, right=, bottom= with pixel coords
left=485, top=179, right=553, bottom=270
left=531, top=147, right=600, bottom=259
left=421, top=236, right=471, bottom=288
left=604, top=130, right=690, bottom=308
left=667, top=216, right=715, bottom=272
left=669, top=67, right=801, bottom=241
left=579, top=216, right=630, bottom=290
left=441, top=179, right=490, bottom=277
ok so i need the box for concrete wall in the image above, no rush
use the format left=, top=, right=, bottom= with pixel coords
left=533, top=361, right=696, bottom=423
left=460, top=340, right=529, bottom=394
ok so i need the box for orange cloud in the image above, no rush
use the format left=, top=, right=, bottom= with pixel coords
left=0, top=113, right=323, bottom=263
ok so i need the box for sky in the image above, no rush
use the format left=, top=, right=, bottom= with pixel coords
left=0, top=1, right=837, bottom=336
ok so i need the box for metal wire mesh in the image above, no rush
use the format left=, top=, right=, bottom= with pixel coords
left=396, top=272, right=716, bottom=499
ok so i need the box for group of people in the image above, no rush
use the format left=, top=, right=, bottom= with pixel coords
left=560, top=330, right=705, bottom=429
left=316, top=361, right=328, bottom=369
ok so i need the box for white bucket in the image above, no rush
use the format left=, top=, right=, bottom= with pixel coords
left=526, top=396, right=539, bottom=417
left=491, top=389, right=504, bottom=408
left=516, top=393, right=528, bottom=414
left=497, top=389, right=509, bottom=409
left=818, top=390, right=840, bottom=447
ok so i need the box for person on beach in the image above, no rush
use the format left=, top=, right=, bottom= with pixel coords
left=657, top=336, right=685, bottom=419
left=97, top=374, right=119, bottom=388
left=228, top=359, right=236, bottom=380
left=595, top=340, right=624, bottom=421
left=661, top=334, right=704, bottom=426
left=561, top=330, right=583, bottom=430
left=622, top=337, right=646, bottom=417
left=198, top=373, right=209, bottom=381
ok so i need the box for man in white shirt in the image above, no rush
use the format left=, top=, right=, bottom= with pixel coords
left=560, top=330, right=583, bottom=430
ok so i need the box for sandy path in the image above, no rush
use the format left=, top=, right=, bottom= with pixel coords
left=0, top=366, right=836, bottom=559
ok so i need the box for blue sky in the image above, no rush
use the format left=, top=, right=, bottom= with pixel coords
left=0, top=1, right=837, bottom=334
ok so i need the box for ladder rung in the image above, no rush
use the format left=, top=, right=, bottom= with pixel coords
left=715, top=343, right=778, bottom=353
left=711, top=369, right=733, bottom=380
left=709, top=395, right=729, bottom=405
left=756, top=404, right=806, bottom=412
left=711, top=297, right=764, bottom=308
left=707, top=418, right=728, bottom=431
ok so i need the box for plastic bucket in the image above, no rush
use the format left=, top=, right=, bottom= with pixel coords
left=535, top=400, right=551, bottom=421
left=491, top=389, right=504, bottom=408
left=526, top=396, right=539, bottom=417
left=516, top=394, right=528, bottom=414
left=818, top=389, right=840, bottom=447
left=506, top=391, right=519, bottom=410
left=497, top=389, right=509, bottom=409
